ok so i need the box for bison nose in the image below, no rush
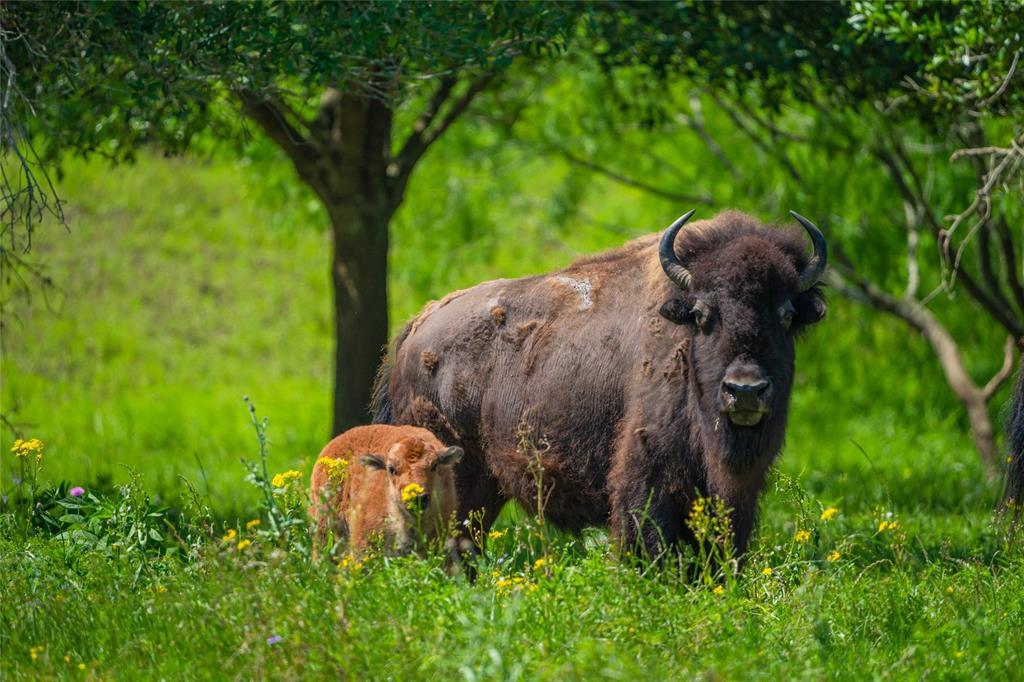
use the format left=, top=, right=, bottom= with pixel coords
left=721, top=371, right=773, bottom=418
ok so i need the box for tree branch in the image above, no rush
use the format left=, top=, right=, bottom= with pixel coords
left=389, top=72, right=494, bottom=208
left=706, top=91, right=802, bottom=183
left=236, top=88, right=317, bottom=169
left=875, top=143, right=1024, bottom=338
left=995, top=216, right=1024, bottom=315
left=983, top=335, right=1016, bottom=400
left=676, top=95, right=739, bottom=179
left=829, top=263, right=1002, bottom=469
left=555, top=146, right=714, bottom=206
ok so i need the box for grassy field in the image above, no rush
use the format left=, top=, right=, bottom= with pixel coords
left=2, top=153, right=1021, bottom=679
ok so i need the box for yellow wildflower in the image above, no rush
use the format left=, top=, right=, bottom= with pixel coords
left=221, top=528, right=237, bottom=542
left=155, top=585, right=167, bottom=593
left=794, top=529, right=812, bottom=543
left=690, top=498, right=706, bottom=518
left=826, top=551, right=841, bottom=562
left=78, top=663, right=86, bottom=670
left=64, top=655, right=71, bottom=663
left=762, top=567, right=773, bottom=576
left=820, top=507, right=839, bottom=522
left=488, top=529, right=507, bottom=541
left=401, top=482, right=425, bottom=509
left=877, top=520, right=899, bottom=533
left=338, top=555, right=363, bottom=571
left=946, top=586, right=955, bottom=594
left=533, top=556, right=548, bottom=571
left=271, top=470, right=302, bottom=488
left=237, top=539, right=252, bottom=551
left=713, top=585, right=725, bottom=595
left=29, top=645, right=43, bottom=661
left=245, top=519, right=261, bottom=530
left=11, top=438, right=44, bottom=462
left=318, top=456, right=350, bottom=483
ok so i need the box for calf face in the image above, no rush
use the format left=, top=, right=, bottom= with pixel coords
left=360, top=438, right=463, bottom=534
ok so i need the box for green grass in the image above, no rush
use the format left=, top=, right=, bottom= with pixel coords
left=1, top=151, right=1020, bottom=679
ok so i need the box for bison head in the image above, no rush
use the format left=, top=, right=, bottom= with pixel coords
left=657, top=211, right=826, bottom=457
left=360, top=438, right=463, bottom=518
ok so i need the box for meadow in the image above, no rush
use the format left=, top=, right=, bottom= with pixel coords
left=2, top=147, right=1022, bottom=680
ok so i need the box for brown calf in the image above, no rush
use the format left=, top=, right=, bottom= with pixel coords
left=309, top=424, right=463, bottom=555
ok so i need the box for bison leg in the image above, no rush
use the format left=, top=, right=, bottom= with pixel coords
left=452, top=445, right=507, bottom=554
left=609, top=477, right=685, bottom=560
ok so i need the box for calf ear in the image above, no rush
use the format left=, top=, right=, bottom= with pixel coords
left=436, top=446, right=464, bottom=467
left=360, top=454, right=386, bottom=470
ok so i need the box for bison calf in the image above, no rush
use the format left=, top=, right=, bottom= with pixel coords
left=309, top=424, right=463, bottom=555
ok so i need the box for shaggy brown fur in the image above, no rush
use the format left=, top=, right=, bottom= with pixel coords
left=309, top=425, right=462, bottom=554
left=376, top=211, right=826, bottom=557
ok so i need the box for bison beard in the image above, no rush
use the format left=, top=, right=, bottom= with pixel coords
left=375, top=210, right=827, bottom=559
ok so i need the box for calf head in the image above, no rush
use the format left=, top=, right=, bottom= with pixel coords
left=658, top=210, right=827, bottom=466
left=360, top=437, right=463, bottom=527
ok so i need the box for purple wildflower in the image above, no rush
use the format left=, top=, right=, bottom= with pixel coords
left=267, top=635, right=283, bottom=646
left=70, top=486, right=85, bottom=497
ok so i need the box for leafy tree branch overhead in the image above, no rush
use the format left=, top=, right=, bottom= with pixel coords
left=2, top=1, right=574, bottom=435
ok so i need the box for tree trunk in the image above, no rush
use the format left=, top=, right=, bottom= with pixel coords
left=239, top=78, right=493, bottom=437
left=328, top=201, right=390, bottom=435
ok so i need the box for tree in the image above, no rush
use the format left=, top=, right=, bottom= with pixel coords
left=2, top=1, right=572, bottom=434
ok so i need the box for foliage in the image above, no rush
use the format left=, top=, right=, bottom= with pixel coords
left=852, top=0, right=1024, bottom=116
left=3, top=1, right=571, bottom=164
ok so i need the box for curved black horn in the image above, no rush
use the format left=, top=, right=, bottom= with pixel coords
left=659, top=209, right=697, bottom=290
left=789, top=211, right=828, bottom=292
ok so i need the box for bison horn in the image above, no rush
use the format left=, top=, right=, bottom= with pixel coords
left=789, top=211, right=828, bottom=292
left=659, top=209, right=697, bottom=290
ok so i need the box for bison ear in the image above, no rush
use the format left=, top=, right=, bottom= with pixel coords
left=793, top=290, right=827, bottom=327
left=360, top=454, right=387, bottom=470
left=659, top=298, right=691, bottom=325
left=436, top=446, right=464, bottom=467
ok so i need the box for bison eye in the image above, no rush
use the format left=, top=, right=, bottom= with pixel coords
left=691, top=301, right=712, bottom=331
left=386, top=465, right=397, bottom=476
left=778, top=300, right=796, bottom=331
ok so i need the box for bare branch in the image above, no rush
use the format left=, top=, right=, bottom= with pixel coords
left=676, top=96, right=739, bottom=179
left=977, top=216, right=1014, bottom=318
left=706, top=91, right=802, bottom=183
left=829, top=263, right=1002, bottom=469
left=950, top=145, right=1015, bottom=162
left=393, top=75, right=457, bottom=170
left=388, top=72, right=494, bottom=208
left=903, top=200, right=920, bottom=300
left=236, top=88, right=317, bottom=168
left=555, top=146, right=714, bottom=206
left=983, top=336, right=1016, bottom=400
left=994, top=216, right=1024, bottom=315
left=980, top=50, right=1020, bottom=109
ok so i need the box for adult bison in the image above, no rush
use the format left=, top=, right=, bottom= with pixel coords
left=374, top=209, right=827, bottom=557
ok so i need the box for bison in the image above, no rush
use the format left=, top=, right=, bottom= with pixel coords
left=374, top=210, right=827, bottom=558
left=309, top=424, right=463, bottom=554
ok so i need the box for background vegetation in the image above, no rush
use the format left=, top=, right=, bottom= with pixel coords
left=3, top=2, right=1023, bottom=679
